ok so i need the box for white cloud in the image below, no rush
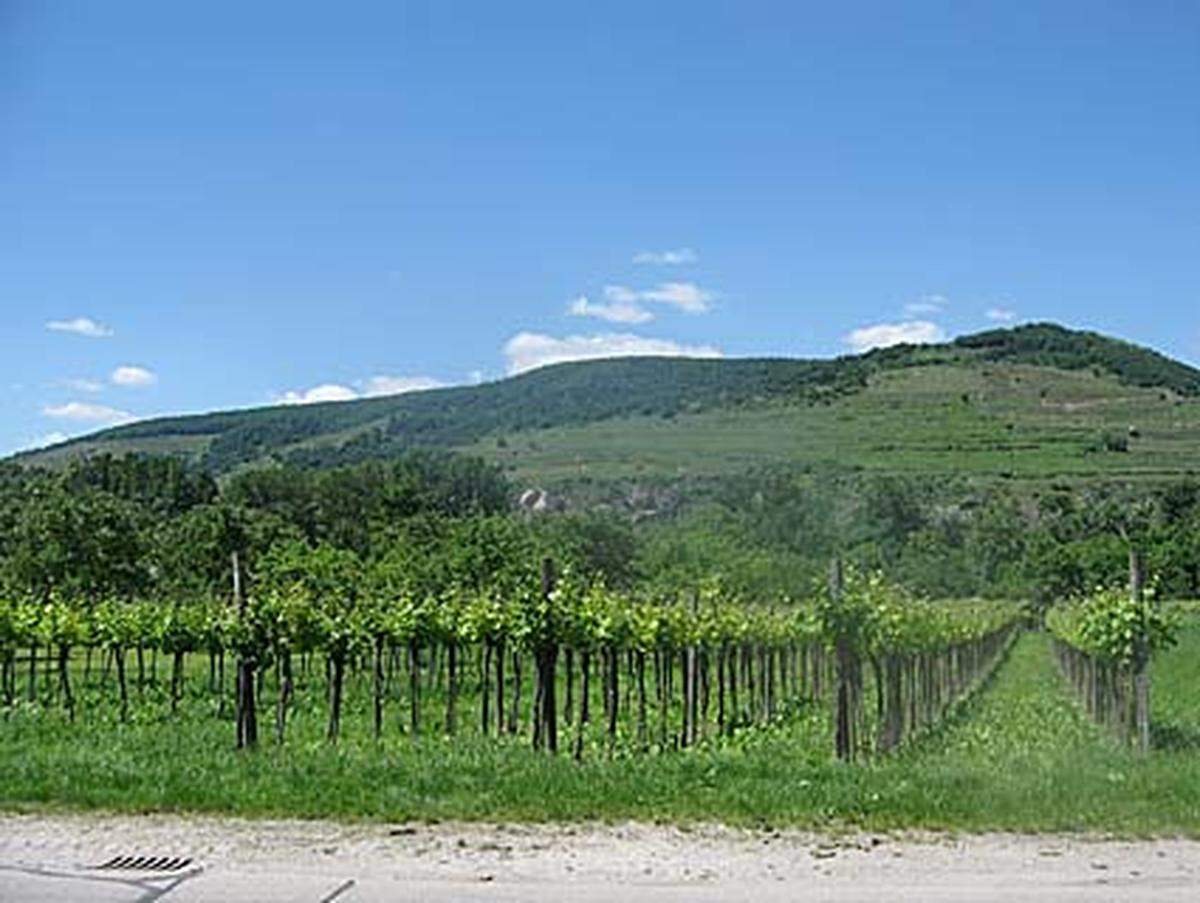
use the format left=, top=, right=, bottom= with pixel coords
left=468, top=370, right=485, bottom=385
left=633, top=248, right=698, bottom=265
left=503, top=331, right=723, bottom=375
left=46, top=317, right=113, bottom=338
left=640, top=282, right=714, bottom=314
left=568, top=293, right=654, bottom=324
left=566, top=282, right=715, bottom=322
left=62, top=378, right=104, bottom=393
left=603, top=285, right=640, bottom=304
left=903, top=294, right=948, bottom=316
left=16, top=432, right=70, bottom=452
left=844, top=321, right=947, bottom=354
left=111, top=365, right=157, bottom=388
left=278, top=374, right=443, bottom=405
left=361, top=375, right=444, bottom=397
left=277, top=384, right=359, bottom=405
left=42, top=401, right=134, bottom=424
left=986, top=307, right=1017, bottom=323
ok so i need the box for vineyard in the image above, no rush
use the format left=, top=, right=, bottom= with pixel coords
left=0, top=554, right=1020, bottom=764
left=1, top=457, right=1197, bottom=831
left=1047, top=554, right=1181, bottom=752
left=5, top=554, right=1200, bottom=832
left=6, top=0, right=1200, bottom=859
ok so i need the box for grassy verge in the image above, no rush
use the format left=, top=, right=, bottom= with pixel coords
left=1151, top=618, right=1200, bottom=751
left=2, top=633, right=1199, bottom=833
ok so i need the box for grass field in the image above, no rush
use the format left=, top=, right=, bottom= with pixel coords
left=3, top=632, right=1199, bottom=834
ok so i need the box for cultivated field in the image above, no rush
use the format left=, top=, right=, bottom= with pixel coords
left=3, top=627, right=1199, bottom=834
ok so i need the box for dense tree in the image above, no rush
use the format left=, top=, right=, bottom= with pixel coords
left=225, top=453, right=511, bottom=556
left=1, top=446, right=1198, bottom=617
left=63, top=453, right=217, bottom=515
left=5, top=482, right=150, bottom=601
left=535, top=512, right=639, bottom=589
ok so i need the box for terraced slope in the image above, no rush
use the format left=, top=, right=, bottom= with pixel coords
left=465, top=362, right=1200, bottom=488
left=15, top=323, right=1200, bottom=489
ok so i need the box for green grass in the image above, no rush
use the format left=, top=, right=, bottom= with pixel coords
left=3, top=633, right=1200, bottom=833
left=1150, top=619, right=1200, bottom=752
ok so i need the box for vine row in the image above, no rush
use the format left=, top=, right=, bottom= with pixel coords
left=0, top=552, right=1022, bottom=761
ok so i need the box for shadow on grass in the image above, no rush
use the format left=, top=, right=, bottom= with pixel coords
left=1151, top=722, right=1200, bottom=752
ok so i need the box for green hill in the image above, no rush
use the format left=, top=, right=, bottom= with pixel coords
left=16, top=323, right=1200, bottom=489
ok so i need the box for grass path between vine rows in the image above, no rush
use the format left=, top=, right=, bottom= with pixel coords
left=2, top=632, right=1199, bottom=834
left=877, top=630, right=1200, bottom=834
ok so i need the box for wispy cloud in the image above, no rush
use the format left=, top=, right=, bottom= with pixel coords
left=111, top=365, right=157, bottom=388
left=42, top=401, right=134, bottom=424
left=602, top=285, right=640, bottom=304
left=503, top=331, right=723, bottom=375
left=640, top=282, right=714, bottom=314
left=361, top=375, right=444, bottom=397
left=568, top=292, right=654, bottom=324
left=986, top=308, right=1018, bottom=323
left=16, top=432, right=70, bottom=453
left=46, top=317, right=114, bottom=338
left=61, top=378, right=104, bottom=393
left=633, top=248, right=698, bottom=266
left=567, top=282, right=715, bottom=322
left=903, top=294, right=948, bottom=317
left=844, top=321, right=947, bottom=354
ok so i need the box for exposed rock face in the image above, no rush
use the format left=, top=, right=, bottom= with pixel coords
left=518, top=488, right=548, bottom=512
left=517, top=487, right=567, bottom=514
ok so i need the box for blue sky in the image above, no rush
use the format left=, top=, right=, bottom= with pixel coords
left=3, top=1, right=1198, bottom=454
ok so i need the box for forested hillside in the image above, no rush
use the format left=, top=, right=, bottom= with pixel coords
left=16, top=323, right=1200, bottom=478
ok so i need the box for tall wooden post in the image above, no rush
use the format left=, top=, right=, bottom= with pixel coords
left=538, top=557, right=559, bottom=754
left=682, top=645, right=694, bottom=748
left=831, top=556, right=854, bottom=762
left=233, top=551, right=258, bottom=749
left=445, top=640, right=458, bottom=735
left=233, top=552, right=243, bottom=745
left=1130, top=548, right=1150, bottom=756
left=691, top=593, right=702, bottom=744
left=374, top=636, right=386, bottom=739
left=881, top=653, right=903, bottom=752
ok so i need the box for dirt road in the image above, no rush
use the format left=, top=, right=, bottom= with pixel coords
left=1, top=813, right=1197, bottom=901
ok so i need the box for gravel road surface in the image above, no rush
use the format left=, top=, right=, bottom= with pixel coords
left=2, top=813, right=1198, bottom=901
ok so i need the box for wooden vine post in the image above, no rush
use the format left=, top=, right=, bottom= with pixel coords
left=233, top=551, right=258, bottom=749
left=681, top=591, right=698, bottom=748
left=831, top=556, right=855, bottom=762
left=373, top=635, right=386, bottom=739
left=880, top=651, right=903, bottom=753
left=534, top=557, right=559, bottom=754
left=1130, top=547, right=1150, bottom=757
left=688, top=591, right=700, bottom=748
